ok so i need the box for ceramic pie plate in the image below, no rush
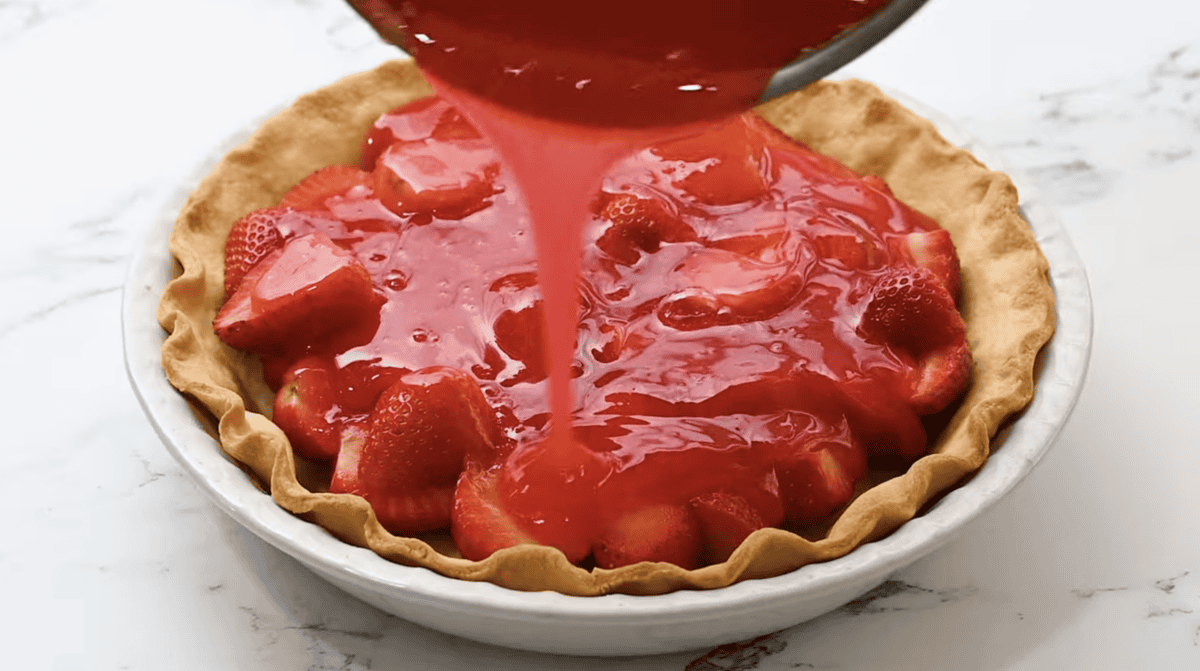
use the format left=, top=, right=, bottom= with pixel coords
left=123, top=70, right=1091, bottom=656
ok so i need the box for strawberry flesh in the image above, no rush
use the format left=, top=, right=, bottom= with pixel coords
left=651, top=116, right=770, bottom=205
left=691, top=490, right=783, bottom=563
left=223, top=209, right=285, bottom=298
left=859, top=267, right=972, bottom=415
left=775, top=440, right=868, bottom=525
left=279, top=164, right=373, bottom=212
left=593, top=504, right=703, bottom=570
left=214, top=231, right=384, bottom=355
left=452, top=466, right=537, bottom=561
left=358, top=367, right=498, bottom=494
left=331, top=423, right=369, bottom=494
left=595, top=192, right=696, bottom=265
left=372, top=138, right=500, bottom=219
left=272, top=356, right=346, bottom=461
left=860, top=268, right=965, bottom=355
left=890, top=229, right=962, bottom=299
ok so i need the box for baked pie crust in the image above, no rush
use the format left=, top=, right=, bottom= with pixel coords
left=158, top=59, right=1055, bottom=596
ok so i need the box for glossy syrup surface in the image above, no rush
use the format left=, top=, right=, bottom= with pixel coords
left=273, top=98, right=949, bottom=547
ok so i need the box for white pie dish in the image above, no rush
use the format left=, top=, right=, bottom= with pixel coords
left=122, top=87, right=1092, bottom=656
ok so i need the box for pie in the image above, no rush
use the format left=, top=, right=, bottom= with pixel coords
left=159, top=59, right=1055, bottom=596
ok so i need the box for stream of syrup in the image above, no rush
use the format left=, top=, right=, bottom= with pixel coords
left=350, top=0, right=896, bottom=540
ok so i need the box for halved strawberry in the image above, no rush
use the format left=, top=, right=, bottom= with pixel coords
left=593, top=504, right=703, bottom=570
left=360, top=97, right=451, bottom=170
left=223, top=207, right=348, bottom=298
left=279, top=164, right=373, bottom=212
left=813, top=233, right=885, bottom=272
left=223, top=209, right=285, bottom=298
left=334, top=422, right=457, bottom=536
left=594, top=192, right=696, bottom=265
left=370, top=484, right=457, bottom=535
left=909, top=341, right=972, bottom=414
left=453, top=465, right=551, bottom=561
left=492, top=302, right=548, bottom=382
left=859, top=267, right=966, bottom=356
left=652, top=116, right=770, bottom=205
left=889, top=229, right=962, bottom=300
left=350, top=367, right=498, bottom=535
left=691, top=489, right=784, bottom=564
left=775, top=439, right=868, bottom=525
left=336, top=358, right=408, bottom=414
left=358, top=367, right=497, bottom=494
left=658, top=249, right=802, bottom=330
left=331, top=422, right=369, bottom=494
left=273, top=356, right=346, bottom=461
left=372, top=138, right=501, bottom=220
left=840, top=376, right=929, bottom=460
left=361, top=97, right=482, bottom=170
left=486, top=438, right=610, bottom=564
left=858, top=267, right=972, bottom=414
left=214, top=231, right=384, bottom=355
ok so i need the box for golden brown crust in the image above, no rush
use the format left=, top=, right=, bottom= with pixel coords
left=159, top=60, right=1055, bottom=596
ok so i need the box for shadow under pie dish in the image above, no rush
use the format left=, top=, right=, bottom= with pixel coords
left=125, top=59, right=1089, bottom=655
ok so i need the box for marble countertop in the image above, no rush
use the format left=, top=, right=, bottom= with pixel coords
left=4, top=0, right=1199, bottom=668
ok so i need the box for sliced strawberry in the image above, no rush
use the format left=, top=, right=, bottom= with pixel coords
left=859, top=267, right=966, bottom=357
left=658, top=249, right=803, bottom=330
left=372, top=138, right=501, bottom=220
left=594, top=192, right=696, bottom=265
left=222, top=207, right=348, bottom=298
left=273, top=356, right=346, bottom=461
left=813, top=233, right=884, bottom=272
left=652, top=116, right=770, bottom=205
left=909, top=340, right=972, bottom=414
left=593, top=504, right=703, bottom=570
left=889, top=229, right=962, bottom=299
left=452, top=465, right=538, bottom=561
left=775, top=439, right=868, bottom=525
left=334, top=423, right=457, bottom=535
left=331, top=422, right=369, bottom=494
left=361, top=97, right=452, bottom=170
left=431, top=105, right=482, bottom=142
left=492, top=302, right=548, bottom=382
left=493, top=438, right=610, bottom=563
left=358, top=367, right=497, bottom=493
left=370, top=483, right=457, bottom=535
left=214, top=231, right=384, bottom=355
left=691, top=489, right=783, bottom=564
left=279, top=164, right=372, bottom=212
left=223, top=209, right=285, bottom=298
left=858, top=267, right=972, bottom=415
left=336, top=358, right=408, bottom=414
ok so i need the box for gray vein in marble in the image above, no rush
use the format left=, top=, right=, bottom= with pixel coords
left=286, top=623, right=386, bottom=641
left=1147, top=606, right=1194, bottom=619
left=684, top=632, right=789, bottom=671
left=1156, top=571, right=1191, bottom=594
left=134, top=451, right=167, bottom=488
left=1025, top=159, right=1114, bottom=206
left=0, top=284, right=120, bottom=339
left=1071, top=586, right=1129, bottom=599
left=0, top=0, right=93, bottom=42
left=836, top=579, right=979, bottom=615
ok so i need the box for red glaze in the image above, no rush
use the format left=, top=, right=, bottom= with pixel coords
left=219, top=99, right=971, bottom=566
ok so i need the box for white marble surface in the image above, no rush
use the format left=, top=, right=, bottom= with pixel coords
left=2, top=0, right=1198, bottom=668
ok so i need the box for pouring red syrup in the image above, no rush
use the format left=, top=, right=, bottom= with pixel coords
left=217, top=0, right=967, bottom=566
left=217, top=94, right=971, bottom=566
left=348, top=0, right=899, bottom=555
